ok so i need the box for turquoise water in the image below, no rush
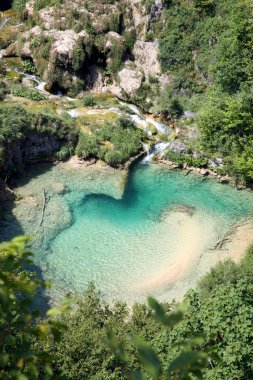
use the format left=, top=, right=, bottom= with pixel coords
left=39, top=163, right=253, bottom=302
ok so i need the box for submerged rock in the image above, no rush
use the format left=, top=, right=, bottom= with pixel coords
left=159, top=204, right=196, bottom=221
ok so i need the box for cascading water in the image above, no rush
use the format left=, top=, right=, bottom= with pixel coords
left=0, top=15, right=11, bottom=31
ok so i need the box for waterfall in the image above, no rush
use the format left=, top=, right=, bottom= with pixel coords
left=118, top=103, right=173, bottom=164
left=0, top=16, right=10, bottom=32
left=141, top=142, right=172, bottom=164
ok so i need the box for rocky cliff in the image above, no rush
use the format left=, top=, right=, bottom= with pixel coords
left=3, top=0, right=165, bottom=111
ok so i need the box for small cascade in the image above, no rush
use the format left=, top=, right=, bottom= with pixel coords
left=130, top=114, right=152, bottom=135
left=141, top=142, right=172, bottom=164
left=118, top=101, right=173, bottom=164
left=67, top=109, right=79, bottom=118
left=119, top=101, right=142, bottom=116
left=35, top=80, right=48, bottom=93
left=14, top=69, right=51, bottom=95
left=0, top=16, right=11, bottom=32
left=145, top=118, right=171, bottom=135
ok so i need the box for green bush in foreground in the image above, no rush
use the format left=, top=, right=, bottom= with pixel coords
left=1, top=236, right=253, bottom=379
left=0, top=236, right=71, bottom=380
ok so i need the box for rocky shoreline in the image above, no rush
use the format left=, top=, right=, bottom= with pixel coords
left=156, top=158, right=242, bottom=187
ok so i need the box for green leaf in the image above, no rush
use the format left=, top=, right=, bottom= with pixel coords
left=0, top=354, right=9, bottom=368
left=148, top=297, right=183, bottom=327
left=167, top=351, right=207, bottom=378
left=131, top=335, right=161, bottom=379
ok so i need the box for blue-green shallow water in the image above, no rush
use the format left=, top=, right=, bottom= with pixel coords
left=41, top=163, right=253, bottom=302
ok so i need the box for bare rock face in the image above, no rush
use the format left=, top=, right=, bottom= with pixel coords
left=2, top=42, right=18, bottom=57
left=20, top=41, right=32, bottom=57
left=133, top=40, right=161, bottom=79
left=6, top=0, right=162, bottom=101
left=105, top=32, right=123, bottom=50
left=25, top=0, right=35, bottom=18
left=37, top=7, right=56, bottom=30
left=129, top=0, right=149, bottom=39
left=40, top=30, right=83, bottom=92
left=21, top=77, right=35, bottom=88
left=1, top=134, right=61, bottom=174
left=50, top=30, right=80, bottom=62
left=118, top=64, right=144, bottom=98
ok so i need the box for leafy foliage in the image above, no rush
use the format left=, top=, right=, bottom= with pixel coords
left=11, top=85, right=46, bottom=101
left=1, top=236, right=253, bottom=379
left=82, top=94, right=96, bottom=106
left=197, top=89, right=253, bottom=183
left=22, top=60, right=36, bottom=75
left=164, top=149, right=208, bottom=168
left=157, top=0, right=253, bottom=182
left=0, top=236, right=71, bottom=379
left=0, top=81, right=8, bottom=101
left=76, top=116, right=143, bottom=165
left=0, top=104, right=78, bottom=171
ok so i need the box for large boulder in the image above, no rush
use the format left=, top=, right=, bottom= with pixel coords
left=133, top=40, right=161, bottom=79
left=118, top=63, right=144, bottom=98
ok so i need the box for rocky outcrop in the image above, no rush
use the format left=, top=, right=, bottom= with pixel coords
left=1, top=134, right=61, bottom=174
left=133, top=40, right=161, bottom=79
left=2, top=0, right=163, bottom=105
left=118, top=63, right=144, bottom=98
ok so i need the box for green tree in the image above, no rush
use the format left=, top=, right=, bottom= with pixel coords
left=0, top=236, right=71, bottom=379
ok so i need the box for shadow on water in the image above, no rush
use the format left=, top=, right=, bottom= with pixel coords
left=8, top=162, right=55, bottom=189
left=0, top=163, right=56, bottom=315
left=76, top=158, right=144, bottom=217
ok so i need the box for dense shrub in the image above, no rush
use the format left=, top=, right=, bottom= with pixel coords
left=0, top=237, right=71, bottom=379
left=75, top=116, right=143, bottom=165
left=22, top=59, right=36, bottom=75
left=82, top=94, right=96, bottom=106
left=164, top=149, right=208, bottom=168
left=0, top=81, right=8, bottom=101
left=197, top=89, right=253, bottom=183
left=11, top=84, right=47, bottom=101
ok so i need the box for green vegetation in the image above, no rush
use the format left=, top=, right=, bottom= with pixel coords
left=164, top=150, right=209, bottom=168
left=0, top=81, right=8, bottom=101
left=11, top=84, right=47, bottom=101
left=107, top=40, right=125, bottom=75
left=0, top=236, right=71, bottom=380
left=22, top=59, right=36, bottom=75
left=0, top=104, right=78, bottom=169
left=12, top=0, right=27, bottom=15
left=1, top=236, right=253, bottom=379
left=76, top=116, right=144, bottom=165
left=82, top=93, right=96, bottom=106
left=197, top=90, right=253, bottom=183
left=0, top=102, right=143, bottom=170
left=156, top=0, right=253, bottom=183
